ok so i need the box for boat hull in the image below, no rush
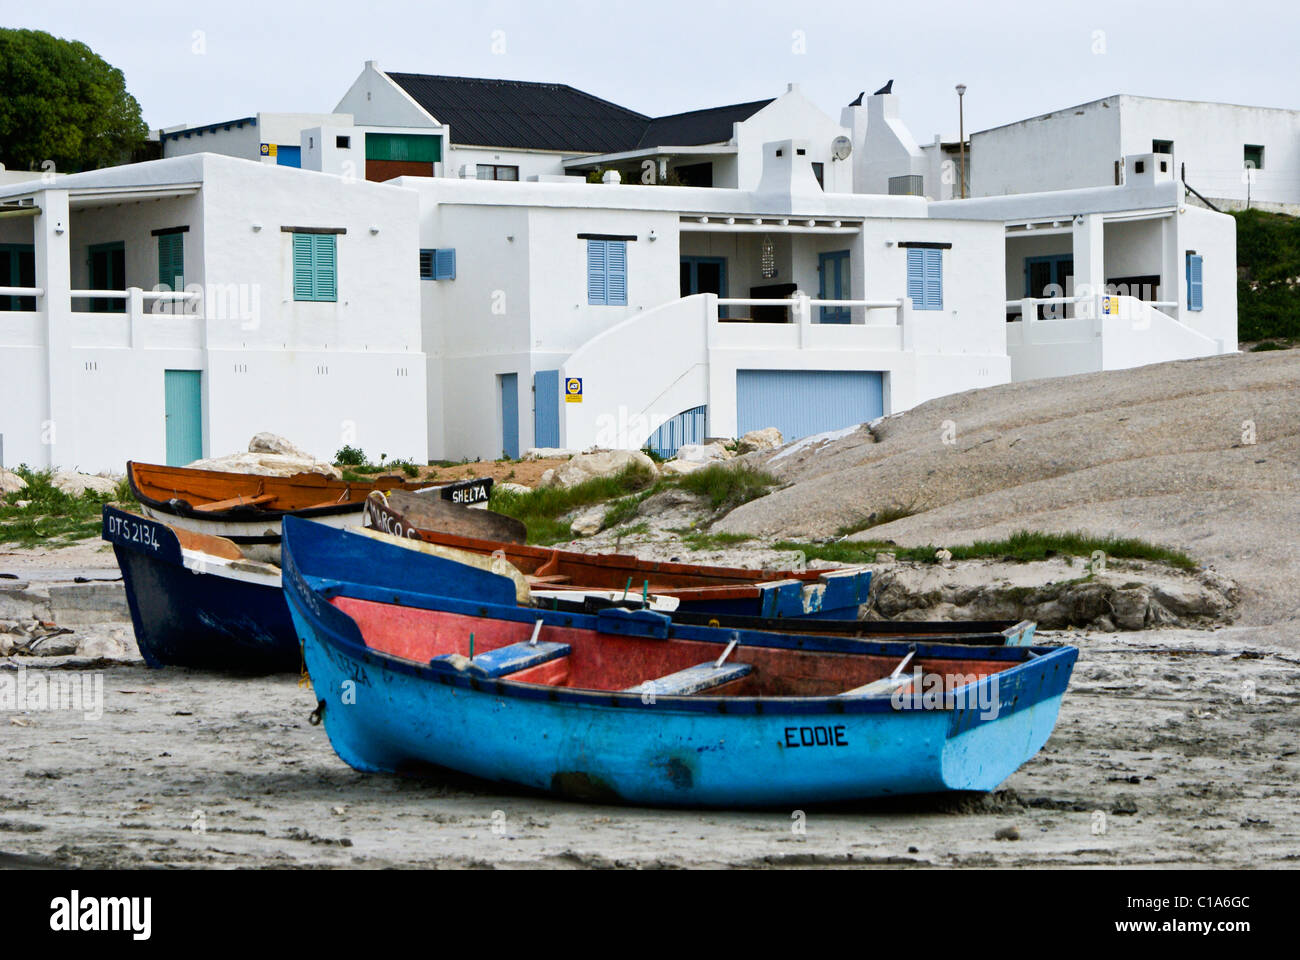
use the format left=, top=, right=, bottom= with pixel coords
left=104, top=507, right=298, bottom=672
left=284, top=517, right=1078, bottom=808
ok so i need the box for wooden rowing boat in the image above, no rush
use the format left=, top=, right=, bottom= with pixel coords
left=127, top=461, right=491, bottom=563
left=365, top=490, right=871, bottom=619
left=283, top=516, right=1077, bottom=807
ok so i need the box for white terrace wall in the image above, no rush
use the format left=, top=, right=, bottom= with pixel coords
left=971, top=98, right=1123, bottom=198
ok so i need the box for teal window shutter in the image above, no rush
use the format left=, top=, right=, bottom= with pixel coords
left=292, top=234, right=337, bottom=302
left=587, top=240, right=607, bottom=305
left=433, top=248, right=455, bottom=281
left=292, top=234, right=315, bottom=300
left=1186, top=253, right=1203, bottom=311
left=606, top=241, right=627, bottom=305
left=315, top=235, right=337, bottom=301
left=924, top=248, right=943, bottom=310
left=157, top=232, right=184, bottom=291
left=907, top=248, right=942, bottom=310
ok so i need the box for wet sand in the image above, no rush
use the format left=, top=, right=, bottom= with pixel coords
left=3, top=625, right=1296, bottom=868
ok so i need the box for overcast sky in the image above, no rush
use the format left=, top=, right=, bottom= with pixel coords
left=8, top=0, right=1298, bottom=139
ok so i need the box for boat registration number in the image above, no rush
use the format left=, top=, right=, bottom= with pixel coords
left=104, top=514, right=163, bottom=551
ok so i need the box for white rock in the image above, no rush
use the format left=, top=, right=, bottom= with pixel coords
left=52, top=471, right=118, bottom=497
left=737, top=427, right=783, bottom=455
left=14, top=500, right=31, bottom=509
left=660, top=459, right=706, bottom=476
left=673, top=442, right=732, bottom=464
left=496, top=482, right=533, bottom=495
left=539, top=469, right=555, bottom=487
left=248, top=432, right=314, bottom=460
left=543, top=449, right=656, bottom=489
left=186, top=452, right=342, bottom=480
left=568, top=505, right=607, bottom=537
left=523, top=448, right=577, bottom=460
left=0, top=469, right=27, bottom=494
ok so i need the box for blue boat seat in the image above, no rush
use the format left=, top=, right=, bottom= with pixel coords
left=624, top=661, right=752, bottom=696
left=432, top=640, right=571, bottom=679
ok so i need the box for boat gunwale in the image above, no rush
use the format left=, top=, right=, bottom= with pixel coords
left=288, top=564, right=1078, bottom=720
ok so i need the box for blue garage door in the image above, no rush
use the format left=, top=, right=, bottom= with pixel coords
left=736, top=370, right=883, bottom=442
left=645, top=405, right=707, bottom=457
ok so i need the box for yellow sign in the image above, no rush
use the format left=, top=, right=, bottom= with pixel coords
left=260, top=143, right=277, bottom=157
left=1102, top=296, right=1114, bottom=315
left=565, top=377, right=583, bottom=403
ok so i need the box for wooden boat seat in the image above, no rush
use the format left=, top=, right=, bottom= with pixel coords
left=624, top=661, right=752, bottom=696
left=839, top=674, right=916, bottom=697
left=471, top=640, right=571, bottom=678
left=527, top=574, right=572, bottom=585
left=191, top=493, right=276, bottom=512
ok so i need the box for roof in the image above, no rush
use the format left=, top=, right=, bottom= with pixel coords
left=385, top=73, right=649, bottom=153
left=385, top=73, right=775, bottom=154
left=634, top=99, right=773, bottom=148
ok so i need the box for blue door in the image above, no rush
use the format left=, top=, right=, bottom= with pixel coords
left=818, top=251, right=851, bottom=323
left=277, top=146, right=302, bottom=168
left=736, top=370, right=883, bottom=442
left=645, top=405, right=707, bottom=457
left=533, top=370, right=560, bottom=448
left=499, top=373, right=520, bottom=459
left=164, top=370, right=203, bottom=466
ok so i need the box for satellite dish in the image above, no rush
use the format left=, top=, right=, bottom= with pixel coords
left=831, top=136, right=853, bottom=161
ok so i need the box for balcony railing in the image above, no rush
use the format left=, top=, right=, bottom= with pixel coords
left=716, top=294, right=905, bottom=326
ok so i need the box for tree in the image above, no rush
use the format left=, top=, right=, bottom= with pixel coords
left=0, top=29, right=148, bottom=173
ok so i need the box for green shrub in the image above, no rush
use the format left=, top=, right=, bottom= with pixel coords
left=334, top=445, right=367, bottom=466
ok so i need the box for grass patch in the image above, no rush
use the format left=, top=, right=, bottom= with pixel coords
left=673, top=463, right=779, bottom=513
left=1233, top=208, right=1300, bottom=342
left=834, top=504, right=916, bottom=537
left=488, top=463, right=657, bottom=545
left=0, top=467, right=135, bottom=549
left=674, top=530, right=756, bottom=551
left=774, top=529, right=1196, bottom=571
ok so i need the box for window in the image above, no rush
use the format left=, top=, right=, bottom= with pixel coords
left=906, top=248, right=943, bottom=311
left=292, top=234, right=337, bottom=302
left=157, top=231, right=184, bottom=291
left=1186, top=252, right=1204, bottom=311
left=1244, top=144, right=1264, bottom=170
left=420, top=248, right=456, bottom=281
left=0, top=244, right=35, bottom=311
left=587, top=239, right=627, bottom=306
left=336, top=135, right=351, bottom=149
left=476, top=164, right=519, bottom=181
left=811, top=162, right=825, bottom=190
left=1152, top=139, right=1173, bottom=154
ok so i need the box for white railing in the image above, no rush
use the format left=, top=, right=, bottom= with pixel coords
left=0, top=286, right=43, bottom=298
left=717, top=294, right=906, bottom=326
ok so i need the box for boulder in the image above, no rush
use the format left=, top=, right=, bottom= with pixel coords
left=496, top=482, right=533, bottom=495
left=673, top=442, right=732, bottom=464
left=186, top=451, right=342, bottom=480
left=543, top=449, right=656, bottom=489
left=660, top=459, right=706, bottom=476
left=567, top=505, right=606, bottom=537
left=523, top=448, right=577, bottom=460
left=737, top=427, right=783, bottom=455
left=248, top=432, right=314, bottom=460
left=52, top=471, right=118, bottom=497
left=0, top=469, right=26, bottom=494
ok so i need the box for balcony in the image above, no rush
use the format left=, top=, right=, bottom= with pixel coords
left=0, top=285, right=203, bottom=349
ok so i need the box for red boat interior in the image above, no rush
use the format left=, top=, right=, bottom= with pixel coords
left=333, top=597, right=1013, bottom=698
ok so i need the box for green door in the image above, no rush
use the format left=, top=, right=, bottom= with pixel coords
left=88, top=241, right=126, bottom=313
left=164, top=370, right=203, bottom=465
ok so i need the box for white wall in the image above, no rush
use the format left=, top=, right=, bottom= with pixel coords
left=971, top=98, right=1123, bottom=197
left=734, top=86, right=853, bottom=193
left=1175, top=205, right=1238, bottom=350
left=445, top=145, right=573, bottom=182
left=335, top=62, right=436, bottom=129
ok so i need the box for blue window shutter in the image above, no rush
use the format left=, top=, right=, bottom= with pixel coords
left=1186, top=253, right=1203, bottom=311
left=587, top=240, right=607, bottom=305
left=924, top=249, right=943, bottom=310
left=315, top=235, right=337, bottom=301
left=292, top=234, right=315, bottom=301
left=606, top=241, right=627, bottom=305
left=434, top=248, right=456, bottom=281
left=906, top=249, right=925, bottom=308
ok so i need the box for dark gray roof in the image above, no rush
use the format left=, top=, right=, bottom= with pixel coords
left=634, top=99, right=773, bottom=149
left=386, top=73, right=773, bottom=155
left=385, top=73, right=649, bottom=153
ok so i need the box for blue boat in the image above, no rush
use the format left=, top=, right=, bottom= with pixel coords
left=283, top=517, right=1078, bottom=807
left=103, top=505, right=299, bottom=672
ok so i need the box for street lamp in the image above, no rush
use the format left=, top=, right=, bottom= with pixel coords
left=955, top=84, right=967, bottom=199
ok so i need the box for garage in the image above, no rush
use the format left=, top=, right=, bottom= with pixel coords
left=735, top=370, right=884, bottom=442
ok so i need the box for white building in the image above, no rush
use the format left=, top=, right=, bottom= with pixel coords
left=405, top=138, right=1009, bottom=461
left=968, top=95, right=1300, bottom=213
left=0, top=154, right=427, bottom=473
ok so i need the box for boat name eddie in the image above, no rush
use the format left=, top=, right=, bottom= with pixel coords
left=783, top=725, right=849, bottom=748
